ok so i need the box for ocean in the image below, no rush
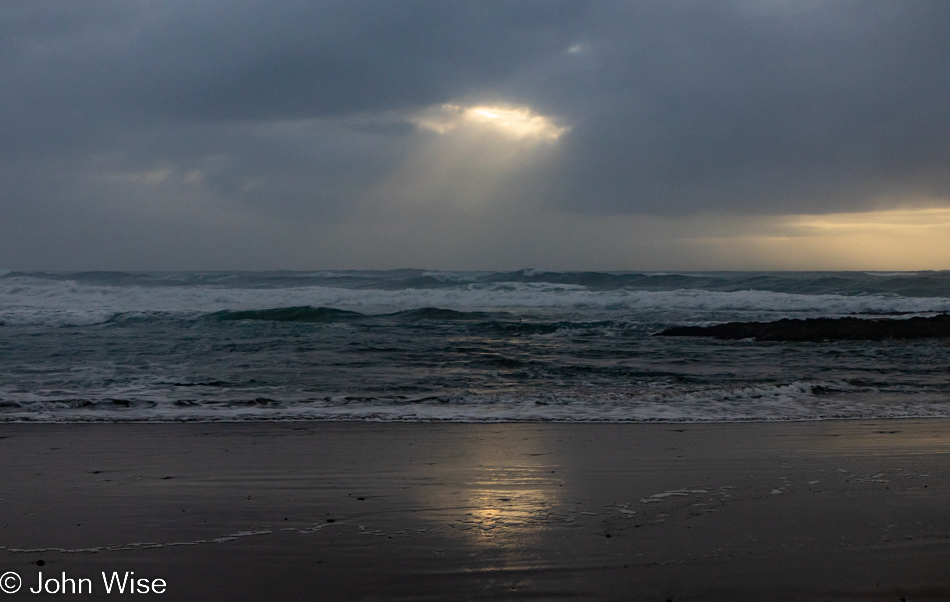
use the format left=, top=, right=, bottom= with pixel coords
left=1, top=269, right=949, bottom=423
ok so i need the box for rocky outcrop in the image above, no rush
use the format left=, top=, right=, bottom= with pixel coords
left=656, top=313, right=950, bottom=342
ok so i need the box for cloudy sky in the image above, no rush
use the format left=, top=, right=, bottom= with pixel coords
left=3, top=0, right=950, bottom=271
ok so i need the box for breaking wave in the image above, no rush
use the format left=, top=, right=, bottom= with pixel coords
left=4, top=269, right=950, bottom=423
left=3, top=381, right=950, bottom=423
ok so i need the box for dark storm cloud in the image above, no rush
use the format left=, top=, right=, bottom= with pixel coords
left=1, top=0, right=586, bottom=228
left=124, top=2, right=584, bottom=121
left=540, top=1, right=950, bottom=214
left=2, top=0, right=950, bottom=268
left=3, top=1, right=582, bottom=126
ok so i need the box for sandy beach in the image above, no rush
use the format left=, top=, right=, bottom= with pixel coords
left=2, top=420, right=950, bottom=601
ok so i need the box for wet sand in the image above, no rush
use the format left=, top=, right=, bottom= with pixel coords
left=2, top=420, right=950, bottom=601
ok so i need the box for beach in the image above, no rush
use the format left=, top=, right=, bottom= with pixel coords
left=7, top=0, right=950, bottom=597
left=3, top=420, right=949, bottom=600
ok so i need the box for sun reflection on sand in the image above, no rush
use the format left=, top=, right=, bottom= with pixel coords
left=403, top=429, right=566, bottom=559
left=448, top=466, right=560, bottom=541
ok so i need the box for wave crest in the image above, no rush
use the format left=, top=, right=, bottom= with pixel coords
left=212, top=306, right=367, bottom=322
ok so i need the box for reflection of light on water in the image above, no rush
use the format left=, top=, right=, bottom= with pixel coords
left=406, top=429, right=565, bottom=556
left=451, top=467, right=558, bottom=539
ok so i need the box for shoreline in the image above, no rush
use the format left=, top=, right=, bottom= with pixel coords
left=3, top=420, right=950, bottom=600
left=6, top=412, right=950, bottom=424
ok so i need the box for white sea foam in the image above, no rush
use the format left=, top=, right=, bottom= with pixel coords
left=4, top=271, right=950, bottom=424
left=3, top=275, right=950, bottom=327
left=3, top=382, right=950, bottom=424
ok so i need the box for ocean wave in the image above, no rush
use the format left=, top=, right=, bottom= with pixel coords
left=3, top=288, right=950, bottom=328
left=3, top=381, right=949, bottom=423
left=5, top=268, right=950, bottom=293
left=212, top=306, right=368, bottom=323
left=391, top=307, right=489, bottom=321
left=5, top=272, right=950, bottom=322
left=5, top=270, right=950, bottom=424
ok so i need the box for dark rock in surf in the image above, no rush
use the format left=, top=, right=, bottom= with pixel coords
left=656, top=313, right=950, bottom=342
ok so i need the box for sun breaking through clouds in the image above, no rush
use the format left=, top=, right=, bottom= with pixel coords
left=2, top=1, right=950, bottom=270
left=410, top=104, right=568, bottom=143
